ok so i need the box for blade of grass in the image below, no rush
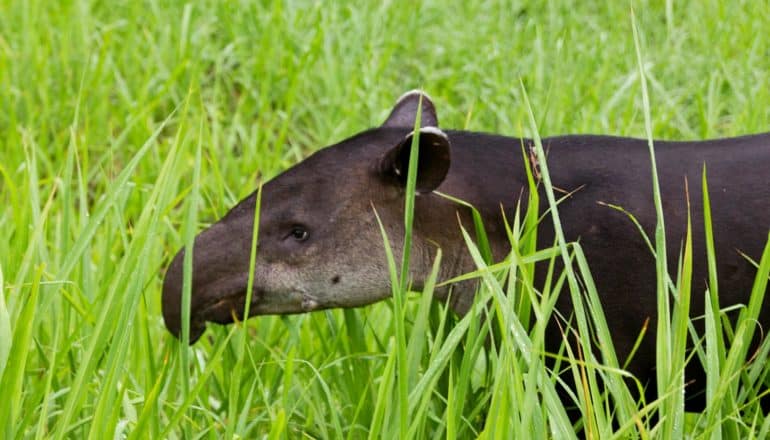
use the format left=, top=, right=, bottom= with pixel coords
left=435, top=192, right=493, bottom=264
left=700, top=165, right=734, bottom=439
left=632, top=8, right=679, bottom=435
left=0, top=266, right=42, bottom=439
left=52, top=110, right=177, bottom=439
left=0, top=259, right=10, bottom=380
left=34, top=304, right=64, bottom=440
left=367, top=336, right=397, bottom=440
left=520, top=80, right=618, bottom=435
left=395, top=95, right=425, bottom=437
left=703, top=234, right=770, bottom=429
left=160, top=329, right=237, bottom=438
left=458, top=224, right=576, bottom=438
left=127, top=348, right=174, bottom=440
left=226, top=181, right=262, bottom=439
left=407, top=248, right=442, bottom=388
left=88, top=96, right=193, bottom=439
left=176, top=111, right=202, bottom=440
left=670, top=182, right=693, bottom=424
left=405, top=251, right=447, bottom=438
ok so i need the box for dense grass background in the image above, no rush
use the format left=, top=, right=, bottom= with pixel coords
left=1, top=0, right=769, bottom=438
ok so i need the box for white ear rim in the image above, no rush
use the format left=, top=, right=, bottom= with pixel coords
left=393, top=89, right=434, bottom=108
left=416, top=126, right=447, bottom=139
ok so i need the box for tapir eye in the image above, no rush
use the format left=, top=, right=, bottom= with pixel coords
left=288, top=226, right=309, bottom=242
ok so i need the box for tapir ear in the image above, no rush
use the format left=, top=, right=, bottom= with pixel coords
left=382, top=90, right=439, bottom=128
left=379, top=127, right=451, bottom=194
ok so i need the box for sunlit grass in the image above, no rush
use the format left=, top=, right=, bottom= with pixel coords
left=0, top=0, right=768, bottom=437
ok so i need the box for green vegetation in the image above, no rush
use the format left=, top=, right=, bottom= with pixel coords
left=1, top=0, right=769, bottom=437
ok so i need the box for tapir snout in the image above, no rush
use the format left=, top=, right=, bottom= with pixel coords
left=162, top=219, right=257, bottom=342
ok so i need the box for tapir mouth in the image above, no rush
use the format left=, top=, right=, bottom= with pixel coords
left=186, top=286, right=264, bottom=343
left=162, top=260, right=263, bottom=344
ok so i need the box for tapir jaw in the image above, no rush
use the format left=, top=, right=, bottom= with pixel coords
left=188, top=288, right=271, bottom=342
left=164, top=286, right=322, bottom=344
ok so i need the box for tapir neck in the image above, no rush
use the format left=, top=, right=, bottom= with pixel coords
left=423, top=131, right=530, bottom=314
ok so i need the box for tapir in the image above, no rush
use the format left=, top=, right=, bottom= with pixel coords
left=162, top=90, right=770, bottom=410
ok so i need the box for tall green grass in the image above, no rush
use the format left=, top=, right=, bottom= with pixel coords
left=1, top=0, right=769, bottom=437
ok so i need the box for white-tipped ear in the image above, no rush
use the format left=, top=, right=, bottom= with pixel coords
left=382, top=90, right=439, bottom=128
left=379, top=126, right=451, bottom=194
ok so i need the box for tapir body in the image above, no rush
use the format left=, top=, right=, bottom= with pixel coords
left=163, top=91, right=770, bottom=410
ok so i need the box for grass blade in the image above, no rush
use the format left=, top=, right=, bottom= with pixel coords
left=0, top=263, right=10, bottom=379
left=0, top=267, right=42, bottom=439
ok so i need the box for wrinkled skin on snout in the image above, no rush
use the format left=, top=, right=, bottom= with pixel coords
left=162, top=92, right=474, bottom=342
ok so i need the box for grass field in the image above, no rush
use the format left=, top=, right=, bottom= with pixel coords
left=1, top=0, right=769, bottom=438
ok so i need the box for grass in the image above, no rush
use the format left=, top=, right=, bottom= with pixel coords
left=1, top=0, right=769, bottom=437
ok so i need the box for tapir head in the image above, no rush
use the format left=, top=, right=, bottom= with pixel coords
left=162, top=91, right=463, bottom=342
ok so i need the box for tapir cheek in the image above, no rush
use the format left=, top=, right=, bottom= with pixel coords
left=256, top=260, right=305, bottom=291
left=260, top=238, right=321, bottom=265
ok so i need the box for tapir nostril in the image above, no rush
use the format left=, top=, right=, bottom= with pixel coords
left=161, top=247, right=207, bottom=342
left=161, top=254, right=209, bottom=343
left=161, top=250, right=184, bottom=339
